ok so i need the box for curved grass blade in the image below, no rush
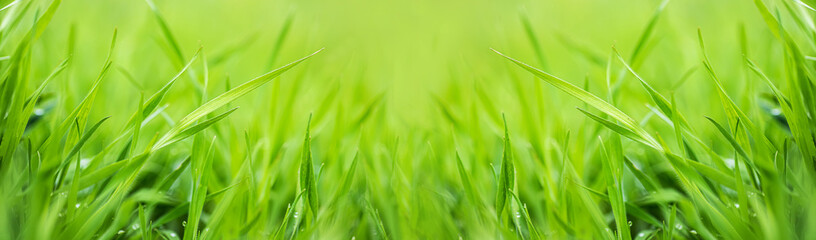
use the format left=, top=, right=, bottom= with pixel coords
left=154, top=107, right=238, bottom=150
left=153, top=48, right=323, bottom=150
left=493, top=49, right=660, bottom=149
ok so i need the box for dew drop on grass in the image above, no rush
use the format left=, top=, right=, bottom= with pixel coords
left=734, top=203, right=740, bottom=209
left=75, top=203, right=81, bottom=208
left=132, top=223, right=140, bottom=230
left=117, top=230, right=125, bottom=235
left=170, top=232, right=177, bottom=237
left=675, top=224, right=683, bottom=230
left=628, top=221, right=633, bottom=226
left=182, top=221, right=187, bottom=227
left=514, top=212, right=521, bottom=219
left=690, top=230, right=698, bottom=235
left=637, top=233, right=645, bottom=237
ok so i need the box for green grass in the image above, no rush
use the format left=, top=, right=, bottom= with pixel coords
left=1, top=0, right=816, bottom=239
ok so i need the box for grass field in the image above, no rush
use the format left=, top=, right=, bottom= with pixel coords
left=1, top=0, right=816, bottom=239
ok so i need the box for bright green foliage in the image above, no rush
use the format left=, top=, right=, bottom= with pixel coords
left=1, top=0, right=816, bottom=239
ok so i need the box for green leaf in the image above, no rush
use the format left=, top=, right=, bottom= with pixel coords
left=495, top=113, right=514, bottom=220
left=493, top=49, right=660, bottom=149
left=299, top=114, right=319, bottom=218
left=153, top=107, right=239, bottom=150
left=153, top=48, right=322, bottom=150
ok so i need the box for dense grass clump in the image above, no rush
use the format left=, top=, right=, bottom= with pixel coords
left=2, top=0, right=816, bottom=239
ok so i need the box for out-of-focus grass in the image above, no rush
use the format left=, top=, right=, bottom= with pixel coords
left=1, top=0, right=815, bottom=239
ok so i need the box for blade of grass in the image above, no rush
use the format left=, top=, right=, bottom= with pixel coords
left=153, top=48, right=322, bottom=150
left=493, top=49, right=660, bottom=149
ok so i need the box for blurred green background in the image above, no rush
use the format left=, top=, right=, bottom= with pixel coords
left=40, top=0, right=779, bottom=134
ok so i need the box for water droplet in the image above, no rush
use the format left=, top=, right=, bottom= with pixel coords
left=170, top=233, right=177, bottom=237
left=734, top=203, right=740, bottom=209
left=628, top=221, right=633, bottom=226
left=117, top=230, right=125, bottom=235
left=75, top=203, right=81, bottom=208
left=675, top=224, right=683, bottom=230
left=294, top=211, right=300, bottom=219
left=771, top=108, right=782, bottom=116
left=34, top=108, right=45, bottom=115
left=132, top=224, right=140, bottom=230
left=637, top=233, right=645, bottom=237
left=182, top=221, right=187, bottom=227
left=514, top=212, right=521, bottom=219
left=690, top=230, right=698, bottom=235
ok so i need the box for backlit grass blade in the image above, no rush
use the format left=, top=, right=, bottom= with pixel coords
left=299, top=114, right=319, bottom=219
left=493, top=49, right=660, bottom=149
left=613, top=47, right=689, bottom=128
left=577, top=108, right=658, bottom=149
left=698, top=29, right=776, bottom=170
left=154, top=107, right=238, bottom=150
left=153, top=48, right=322, bottom=150
left=495, top=114, right=514, bottom=221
